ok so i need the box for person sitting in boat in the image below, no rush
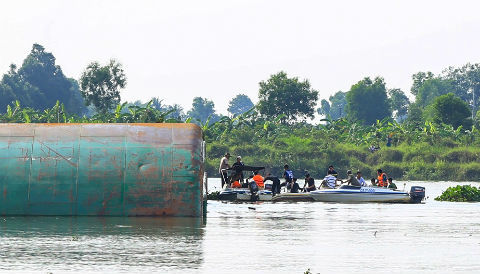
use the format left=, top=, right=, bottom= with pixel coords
left=370, top=178, right=376, bottom=186
left=320, top=174, right=338, bottom=189
left=282, top=164, right=294, bottom=190
left=303, top=173, right=316, bottom=192
left=252, top=170, right=264, bottom=189
left=387, top=178, right=397, bottom=190
left=264, top=173, right=281, bottom=196
left=342, top=170, right=361, bottom=186
left=356, top=171, right=367, bottom=187
left=231, top=180, right=242, bottom=188
left=327, top=165, right=338, bottom=177
left=376, top=169, right=388, bottom=187
left=290, top=178, right=300, bottom=193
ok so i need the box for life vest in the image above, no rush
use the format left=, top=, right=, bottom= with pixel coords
left=252, top=174, right=264, bottom=188
left=232, top=181, right=241, bottom=188
left=377, top=173, right=388, bottom=187
left=285, top=170, right=294, bottom=182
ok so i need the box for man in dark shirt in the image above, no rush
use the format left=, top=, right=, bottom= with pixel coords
left=303, top=173, right=316, bottom=192
left=290, top=178, right=300, bottom=193
left=327, top=165, right=338, bottom=177
left=231, top=156, right=244, bottom=183
left=264, top=173, right=281, bottom=196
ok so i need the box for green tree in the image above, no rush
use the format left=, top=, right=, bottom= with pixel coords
left=345, top=77, right=392, bottom=125
left=257, top=71, right=318, bottom=122
left=328, top=91, right=347, bottom=120
left=317, top=99, right=331, bottom=117
left=405, top=103, right=424, bottom=126
left=388, top=88, right=410, bottom=120
left=227, top=94, right=254, bottom=116
left=443, top=63, right=480, bottom=116
left=411, top=71, right=434, bottom=96
left=187, top=97, right=219, bottom=124
left=431, top=93, right=472, bottom=129
left=415, top=78, right=455, bottom=108
left=0, top=44, right=86, bottom=114
left=80, top=59, right=127, bottom=114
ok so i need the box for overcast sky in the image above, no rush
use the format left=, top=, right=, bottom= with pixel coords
left=1, top=0, right=480, bottom=114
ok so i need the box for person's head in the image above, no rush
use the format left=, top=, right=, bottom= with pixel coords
left=371, top=178, right=376, bottom=183
left=328, top=165, right=334, bottom=171
left=254, top=170, right=259, bottom=175
left=236, top=156, right=242, bottom=162
left=305, top=173, right=310, bottom=178
left=293, top=177, right=297, bottom=182
left=284, top=164, right=289, bottom=170
left=377, top=169, right=382, bottom=174
left=225, top=152, right=231, bottom=158
left=347, top=170, right=352, bottom=175
left=388, top=177, right=393, bottom=183
left=356, top=171, right=362, bottom=178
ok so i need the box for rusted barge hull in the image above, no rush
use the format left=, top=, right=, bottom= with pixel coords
left=0, top=123, right=205, bottom=217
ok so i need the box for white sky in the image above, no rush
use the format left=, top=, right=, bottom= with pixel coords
left=1, top=0, right=480, bottom=114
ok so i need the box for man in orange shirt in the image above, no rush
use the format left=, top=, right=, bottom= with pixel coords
left=252, top=170, right=264, bottom=188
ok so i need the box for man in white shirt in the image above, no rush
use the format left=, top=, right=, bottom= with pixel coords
left=218, top=152, right=231, bottom=188
left=356, top=171, right=367, bottom=186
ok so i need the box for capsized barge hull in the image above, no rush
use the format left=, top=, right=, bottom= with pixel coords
left=0, top=123, right=205, bottom=217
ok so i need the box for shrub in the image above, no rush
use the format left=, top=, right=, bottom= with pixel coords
left=381, top=149, right=404, bottom=162
left=442, top=149, right=478, bottom=163
left=435, top=185, right=480, bottom=202
left=456, top=163, right=480, bottom=181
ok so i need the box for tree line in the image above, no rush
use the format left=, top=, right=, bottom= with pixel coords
left=2, top=44, right=479, bottom=130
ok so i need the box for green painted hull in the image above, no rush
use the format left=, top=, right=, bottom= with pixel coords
left=0, top=123, right=205, bottom=217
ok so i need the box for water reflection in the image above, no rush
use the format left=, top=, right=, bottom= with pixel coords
left=0, top=217, right=204, bottom=273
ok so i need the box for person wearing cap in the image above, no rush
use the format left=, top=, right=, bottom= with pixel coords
left=219, top=152, right=231, bottom=188
left=342, top=170, right=361, bottom=186
left=303, top=173, right=316, bottom=192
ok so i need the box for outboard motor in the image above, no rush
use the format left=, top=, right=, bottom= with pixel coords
left=409, top=186, right=425, bottom=203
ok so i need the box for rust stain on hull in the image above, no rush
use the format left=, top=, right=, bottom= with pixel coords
left=0, top=123, right=205, bottom=217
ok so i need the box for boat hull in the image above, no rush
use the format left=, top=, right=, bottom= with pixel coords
left=272, top=193, right=314, bottom=202
left=218, top=188, right=273, bottom=201
left=310, top=187, right=412, bottom=203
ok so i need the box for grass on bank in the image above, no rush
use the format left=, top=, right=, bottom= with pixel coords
left=206, top=142, right=480, bottom=181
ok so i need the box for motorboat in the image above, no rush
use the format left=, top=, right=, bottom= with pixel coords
left=218, top=164, right=272, bottom=201
left=309, top=185, right=425, bottom=203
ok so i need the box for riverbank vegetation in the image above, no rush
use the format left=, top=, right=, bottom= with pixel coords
left=435, top=185, right=480, bottom=202
left=2, top=44, right=480, bottom=181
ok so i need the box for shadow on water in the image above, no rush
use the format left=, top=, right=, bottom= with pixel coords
left=0, top=217, right=205, bottom=273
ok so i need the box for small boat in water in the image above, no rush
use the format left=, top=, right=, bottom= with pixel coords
left=309, top=185, right=425, bottom=203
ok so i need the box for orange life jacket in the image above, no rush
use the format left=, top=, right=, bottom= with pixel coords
left=253, top=174, right=264, bottom=188
left=232, top=181, right=241, bottom=188
left=377, top=173, right=388, bottom=187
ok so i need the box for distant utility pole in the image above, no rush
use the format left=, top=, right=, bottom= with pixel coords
left=472, top=87, right=476, bottom=120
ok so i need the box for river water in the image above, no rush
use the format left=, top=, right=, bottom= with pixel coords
left=0, top=180, right=479, bottom=274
